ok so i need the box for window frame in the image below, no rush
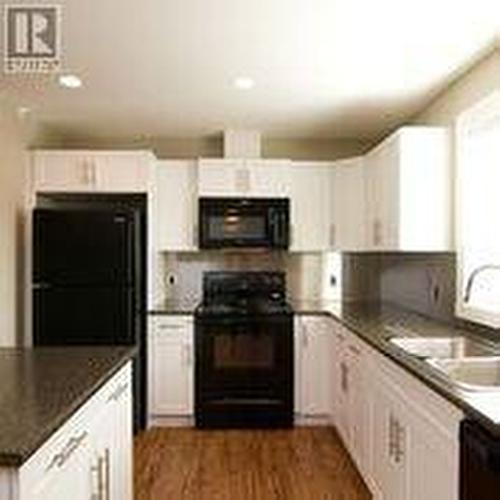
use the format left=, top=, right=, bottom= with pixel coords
left=455, top=91, right=500, bottom=328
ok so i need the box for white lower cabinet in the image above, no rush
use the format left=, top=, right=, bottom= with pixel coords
left=325, top=316, right=462, bottom=500
left=331, top=323, right=370, bottom=476
left=149, top=315, right=194, bottom=418
left=16, top=362, right=133, bottom=500
left=295, top=316, right=335, bottom=419
left=369, top=351, right=461, bottom=500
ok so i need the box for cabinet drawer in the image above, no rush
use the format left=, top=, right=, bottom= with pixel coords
left=150, top=316, right=193, bottom=336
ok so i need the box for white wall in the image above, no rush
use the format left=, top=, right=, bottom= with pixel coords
left=0, top=100, right=29, bottom=346
left=413, top=48, right=500, bottom=126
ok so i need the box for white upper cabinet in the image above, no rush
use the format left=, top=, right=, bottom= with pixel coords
left=364, top=127, right=451, bottom=251
left=330, top=157, right=366, bottom=251
left=290, top=162, right=331, bottom=252
left=198, top=159, right=290, bottom=198
left=153, top=160, right=198, bottom=251
left=32, top=151, right=153, bottom=193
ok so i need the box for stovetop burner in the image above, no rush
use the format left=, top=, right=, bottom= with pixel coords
left=195, top=271, right=294, bottom=317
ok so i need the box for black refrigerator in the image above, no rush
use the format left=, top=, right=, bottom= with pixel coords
left=33, top=200, right=147, bottom=431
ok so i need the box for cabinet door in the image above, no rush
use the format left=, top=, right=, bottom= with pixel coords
left=154, top=160, right=197, bottom=251
left=94, top=153, right=151, bottom=192
left=297, top=317, right=334, bottom=416
left=150, top=317, right=194, bottom=416
left=23, top=437, right=93, bottom=500
left=198, top=159, right=248, bottom=197
left=290, top=163, right=331, bottom=252
left=364, top=148, right=384, bottom=249
left=107, top=369, right=133, bottom=500
left=372, top=374, right=410, bottom=500
left=345, top=339, right=369, bottom=475
left=330, top=157, right=366, bottom=250
left=32, top=152, right=96, bottom=192
left=246, top=160, right=291, bottom=197
left=408, top=411, right=458, bottom=500
left=331, top=325, right=349, bottom=442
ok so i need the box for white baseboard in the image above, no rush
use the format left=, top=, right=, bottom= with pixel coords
left=148, top=415, right=194, bottom=428
left=294, top=414, right=333, bottom=426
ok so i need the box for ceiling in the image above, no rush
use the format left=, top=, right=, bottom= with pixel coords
left=1, top=0, right=499, bottom=140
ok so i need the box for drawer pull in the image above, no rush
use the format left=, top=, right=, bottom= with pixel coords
left=348, top=345, right=361, bottom=356
left=157, top=324, right=185, bottom=331
left=107, top=382, right=129, bottom=403
left=46, top=431, right=88, bottom=472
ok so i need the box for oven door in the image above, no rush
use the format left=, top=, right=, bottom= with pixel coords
left=195, top=315, right=293, bottom=406
left=198, top=198, right=289, bottom=249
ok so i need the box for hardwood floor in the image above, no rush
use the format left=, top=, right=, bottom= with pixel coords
left=134, top=427, right=371, bottom=500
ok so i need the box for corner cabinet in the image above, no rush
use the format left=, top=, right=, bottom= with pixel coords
left=15, top=362, right=133, bottom=500
left=31, top=151, right=154, bottom=193
left=364, top=127, right=451, bottom=251
left=198, top=159, right=291, bottom=198
left=148, top=315, right=194, bottom=422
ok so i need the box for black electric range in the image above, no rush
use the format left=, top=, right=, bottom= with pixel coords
left=194, top=271, right=294, bottom=428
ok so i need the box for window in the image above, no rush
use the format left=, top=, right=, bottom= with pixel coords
left=456, top=92, right=500, bottom=327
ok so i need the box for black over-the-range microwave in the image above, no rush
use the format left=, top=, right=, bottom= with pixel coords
left=198, top=197, right=290, bottom=249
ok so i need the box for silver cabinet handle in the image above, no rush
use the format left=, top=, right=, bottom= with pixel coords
left=373, top=218, right=382, bottom=246
left=388, top=414, right=397, bottom=459
left=340, top=362, right=348, bottom=394
left=329, top=223, right=336, bottom=248
left=235, top=167, right=251, bottom=193
left=103, top=448, right=110, bottom=500
left=184, top=343, right=193, bottom=366
left=395, top=420, right=405, bottom=464
left=302, top=325, right=309, bottom=347
left=46, top=431, right=88, bottom=472
left=91, top=459, right=101, bottom=500
left=81, top=160, right=92, bottom=185
left=91, top=161, right=98, bottom=188
left=158, top=324, right=185, bottom=331
left=348, top=344, right=361, bottom=356
left=107, top=382, right=129, bottom=403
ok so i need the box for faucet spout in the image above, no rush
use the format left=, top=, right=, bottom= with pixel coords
left=464, top=264, right=500, bottom=303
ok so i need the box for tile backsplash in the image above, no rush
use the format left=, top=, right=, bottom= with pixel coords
left=343, top=253, right=456, bottom=322
left=157, top=249, right=457, bottom=324
left=158, top=251, right=340, bottom=304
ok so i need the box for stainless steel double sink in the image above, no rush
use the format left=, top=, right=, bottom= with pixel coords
left=386, top=326, right=500, bottom=392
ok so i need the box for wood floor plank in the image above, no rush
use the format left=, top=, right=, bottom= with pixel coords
left=134, top=427, right=372, bottom=500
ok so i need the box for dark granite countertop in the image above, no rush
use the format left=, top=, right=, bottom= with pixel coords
left=148, top=297, right=199, bottom=315
left=0, top=346, right=136, bottom=467
left=293, top=299, right=500, bottom=436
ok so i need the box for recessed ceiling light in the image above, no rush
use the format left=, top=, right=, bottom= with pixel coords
left=17, top=106, right=31, bottom=118
left=233, top=77, right=255, bottom=90
left=58, top=74, right=82, bottom=89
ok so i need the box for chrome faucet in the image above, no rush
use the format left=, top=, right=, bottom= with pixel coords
left=464, top=264, right=500, bottom=303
